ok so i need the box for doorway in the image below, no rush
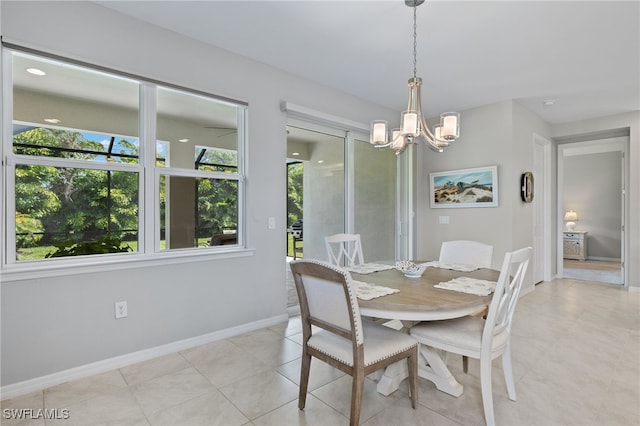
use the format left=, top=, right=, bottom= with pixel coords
left=557, top=136, right=628, bottom=286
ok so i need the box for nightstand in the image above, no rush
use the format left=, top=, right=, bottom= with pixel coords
left=563, top=231, right=588, bottom=261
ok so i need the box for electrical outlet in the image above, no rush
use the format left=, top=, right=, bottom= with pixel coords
left=115, top=301, right=128, bottom=319
left=268, top=217, right=275, bottom=229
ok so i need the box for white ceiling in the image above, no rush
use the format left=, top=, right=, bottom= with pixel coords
left=96, top=0, right=639, bottom=125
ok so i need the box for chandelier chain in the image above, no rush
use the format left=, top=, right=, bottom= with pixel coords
left=369, top=0, right=460, bottom=154
left=412, top=4, right=417, bottom=79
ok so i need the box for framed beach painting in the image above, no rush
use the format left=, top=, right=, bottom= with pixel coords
left=430, top=165, right=498, bottom=208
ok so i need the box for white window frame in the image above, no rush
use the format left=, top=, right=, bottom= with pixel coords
left=1, top=46, right=252, bottom=281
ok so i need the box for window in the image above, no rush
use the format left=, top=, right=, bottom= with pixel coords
left=155, top=87, right=242, bottom=251
left=4, top=49, right=246, bottom=264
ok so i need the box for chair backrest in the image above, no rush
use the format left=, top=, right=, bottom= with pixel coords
left=289, top=259, right=364, bottom=345
left=482, top=247, right=532, bottom=351
left=439, top=240, right=494, bottom=268
left=324, top=233, right=364, bottom=267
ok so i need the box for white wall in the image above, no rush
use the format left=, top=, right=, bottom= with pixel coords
left=0, top=1, right=398, bottom=389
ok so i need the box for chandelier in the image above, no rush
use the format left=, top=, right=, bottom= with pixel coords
left=370, top=0, right=460, bottom=155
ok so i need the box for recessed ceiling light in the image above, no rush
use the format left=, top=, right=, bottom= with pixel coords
left=44, top=118, right=61, bottom=124
left=317, top=160, right=324, bottom=164
left=178, top=138, right=189, bottom=143
left=543, top=99, right=555, bottom=106
left=292, top=152, right=299, bottom=156
left=27, top=68, right=46, bottom=76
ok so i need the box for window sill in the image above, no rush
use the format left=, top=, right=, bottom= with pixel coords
left=0, top=247, right=255, bottom=283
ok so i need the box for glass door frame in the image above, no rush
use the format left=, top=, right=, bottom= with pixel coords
left=286, top=116, right=409, bottom=260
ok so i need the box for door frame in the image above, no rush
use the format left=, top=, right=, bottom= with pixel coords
left=533, top=134, right=553, bottom=283
left=285, top=111, right=400, bottom=262
left=557, top=136, right=629, bottom=286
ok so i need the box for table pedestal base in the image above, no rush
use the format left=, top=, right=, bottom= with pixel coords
left=417, top=346, right=463, bottom=397
left=375, top=346, right=464, bottom=397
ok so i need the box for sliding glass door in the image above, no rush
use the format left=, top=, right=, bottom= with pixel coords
left=353, top=135, right=396, bottom=262
left=286, top=120, right=396, bottom=264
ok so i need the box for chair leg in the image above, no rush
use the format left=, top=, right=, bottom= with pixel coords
left=350, top=371, right=364, bottom=426
left=298, top=353, right=312, bottom=410
left=480, top=356, right=495, bottom=426
left=408, top=349, right=418, bottom=408
left=502, top=345, right=517, bottom=401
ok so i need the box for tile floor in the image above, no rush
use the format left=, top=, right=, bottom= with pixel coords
left=563, top=259, right=623, bottom=285
left=2, top=278, right=639, bottom=425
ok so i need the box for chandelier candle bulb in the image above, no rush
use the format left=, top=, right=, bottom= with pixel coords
left=401, top=111, right=419, bottom=136
left=441, top=113, right=459, bottom=139
left=371, top=120, right=388, bottom=145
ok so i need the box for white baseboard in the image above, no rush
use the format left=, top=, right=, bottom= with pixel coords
left=286, top=304, right=300, bottom=316
left=0, top=313, right=288, bottom=401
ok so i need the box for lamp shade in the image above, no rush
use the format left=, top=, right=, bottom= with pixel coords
left=564, top=210, right=578, bottom=221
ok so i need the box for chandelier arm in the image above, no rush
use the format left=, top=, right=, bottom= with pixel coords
left=420, top=128, right=445, bottom=152
left=420, top=117, right=447, bottom=146
left=375, top=142, right=393, bottom=148
left=415, top=83, right=451, bottom=146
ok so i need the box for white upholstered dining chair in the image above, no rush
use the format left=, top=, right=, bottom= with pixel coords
left=439, top=240, right=494, bottom=268
left=324, top=233, right=364, bottom=267
left=289, top=259, right=418, bottom=426
left=411, top=247, right=532, bottom=426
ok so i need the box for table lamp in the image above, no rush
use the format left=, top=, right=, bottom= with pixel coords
left=564, top=210, right=578, bottom=231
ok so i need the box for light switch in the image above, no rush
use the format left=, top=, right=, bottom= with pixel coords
left=439, top=216, right=450, bottom=225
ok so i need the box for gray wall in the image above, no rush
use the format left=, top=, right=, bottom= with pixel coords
left=416, top=100, right=552, bottom=295
left=417, top=102, right=640, bottom=291
left=564, top=152, right=622, bottom=259
left=0, top=1, right=398, bottom=387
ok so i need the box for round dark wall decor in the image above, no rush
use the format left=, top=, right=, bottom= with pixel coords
left=520, top=172, right=534, bottom=203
